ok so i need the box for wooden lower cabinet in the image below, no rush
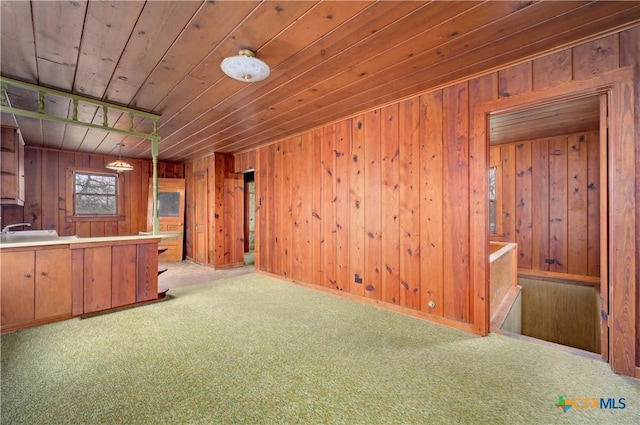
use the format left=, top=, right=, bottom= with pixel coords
left=1, top=250, right=35, bottom=325
left=1, top=247, right=72, bottom=327
left=1, top=237, right=160, bottom=332
left=80, top=243, right=158, bottom=313
left=112, top=245, right=137, bottom=307
left=35, top=249, right=72, bottom=319
left=136, top=243, right=159, bottom=302
left=83, top=246, right=113, bottom=313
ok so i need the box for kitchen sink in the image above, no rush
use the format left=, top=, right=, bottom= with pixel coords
left=0, top=230, right=80, bottom=243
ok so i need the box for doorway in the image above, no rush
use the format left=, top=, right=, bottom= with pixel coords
left=488, top=94, right=608, bottom=357
left=243, top=171, right=255, bottom=266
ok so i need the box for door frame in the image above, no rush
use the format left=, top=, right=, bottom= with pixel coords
left=473, top=67, right=636, bottom=376
left=192, top=171, right=208, bottom=265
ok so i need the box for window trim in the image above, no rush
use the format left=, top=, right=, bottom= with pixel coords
left=66, top=167, right=126, bottom=222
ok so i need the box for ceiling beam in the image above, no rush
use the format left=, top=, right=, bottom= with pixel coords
left=0, top=76, right=160, bottom=141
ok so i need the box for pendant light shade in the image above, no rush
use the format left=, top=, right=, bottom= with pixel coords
left=106, top=143, right=134, bottom=173
left=221, top=49, right=270, bottom=82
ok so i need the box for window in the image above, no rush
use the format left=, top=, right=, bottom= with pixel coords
left=73, top=171, right=118, bottom=215
left=489, top=166, right=497, bottom=234
left=158, top=192, right=181, bottom=217
left=66, top=168, right=125, bottom=221
left=488, top=163, right=504, bottom=237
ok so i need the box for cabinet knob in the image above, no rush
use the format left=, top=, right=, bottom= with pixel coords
left=24, top=273, right=31, bottom=278
left=40, top=272, right=47, bottom=276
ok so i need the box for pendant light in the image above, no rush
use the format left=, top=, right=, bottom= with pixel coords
left=106, top=143, right=134, bottom=173
left=221, top=49, right=270, bottom=82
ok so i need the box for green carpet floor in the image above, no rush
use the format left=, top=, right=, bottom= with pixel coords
left=2, top=273, right=639, bottom=424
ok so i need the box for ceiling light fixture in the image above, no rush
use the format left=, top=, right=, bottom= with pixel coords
left=221, top=49, right=270, bottom=82
left=106, top=143, right=134, bottom=173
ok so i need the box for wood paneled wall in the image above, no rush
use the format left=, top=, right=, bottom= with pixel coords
left=235, top=29, right=639, bottom=375
left=184, top=153, right=244, bottom=268
left=251, top=86, right=487, bottom=325
left=0, top=147, right=183, bottom=237
left=490, top=131, right=600, bottom=277
left=233, top=150, right=255, bottom=173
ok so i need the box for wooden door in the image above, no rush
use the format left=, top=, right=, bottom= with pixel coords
left=1, top=250, right=34, bottom=325
left=35, top=248, right=72, bottom=319
left=193, top=172, right=207, bottom=265
left=156, top=178, right=185, bottom=232
left=147, top=178, right=185, bottom=261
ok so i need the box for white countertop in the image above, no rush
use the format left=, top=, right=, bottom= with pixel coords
left=138, top=231, right=183, bottom=238
left=0, top=234, right=162, bottom=249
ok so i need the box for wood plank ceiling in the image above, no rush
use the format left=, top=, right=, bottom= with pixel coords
left=1, top=1, right=639, bottom=162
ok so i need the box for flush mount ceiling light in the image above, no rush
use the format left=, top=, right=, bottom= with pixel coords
left=106, top=143, right=134, bottom=173
left=221, top=49, right=270, bottom=82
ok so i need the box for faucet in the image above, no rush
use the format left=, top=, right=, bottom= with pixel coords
left=2, top=223, right=31, bottom=233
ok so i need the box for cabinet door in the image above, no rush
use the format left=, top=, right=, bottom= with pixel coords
left=1, top=250, right=35, bottom=325
left=111, top=245, right=137, bottom=308
left=83, top=247, right=112, bottom=313
left=17, top=135, right=24, bottom=204
left=35, top=248, right=72, bottom=319
left=0, top=126, right=25, bottom=206
left=136, top=243, right=159, bottom=302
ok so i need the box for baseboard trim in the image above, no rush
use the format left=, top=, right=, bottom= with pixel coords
left=214, top=261, right=246, bottom=269
left=1, top=313, right=72, bottom=334
left=256, top=270, right=476, bottom=335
